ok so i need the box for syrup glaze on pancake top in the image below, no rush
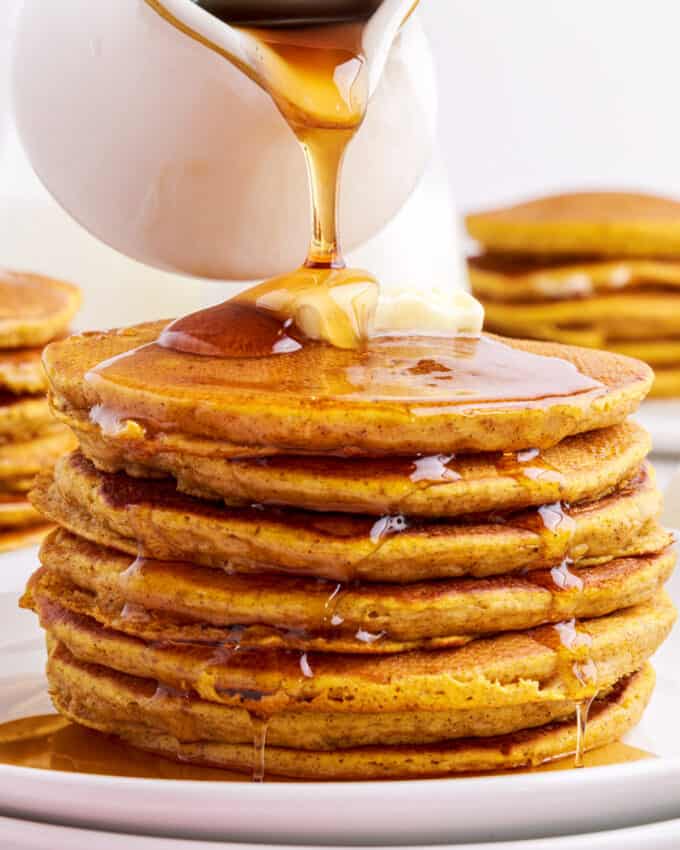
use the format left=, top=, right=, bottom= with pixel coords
left=15, top=9, right=676, bottom=780
left=467, top=192, right=680, bottom=397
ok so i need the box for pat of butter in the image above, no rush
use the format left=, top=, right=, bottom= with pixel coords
left=372, top=286, right=484, bottom=337
left=255, top=267, right=485, bottom=347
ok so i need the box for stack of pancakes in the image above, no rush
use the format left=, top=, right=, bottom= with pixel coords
left=22, top=321, right=676, bottom=779
left=467, top=192, right=680, bottom=397
left=0, top=272, right=80, bottom=552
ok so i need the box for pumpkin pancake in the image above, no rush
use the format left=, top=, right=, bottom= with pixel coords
left=0, top=493, right=42, bottom=529
left=466, top=192, right=680, bottom=257
left=0, top=523, right=51, bottom=553
left=482, top=294, right=680, bottom=347
left=0, top=426, right=76, bottom=485
left=0, top=270, right=80, bottom=349
left=43, top=323, right=652, bottom=455
left=22, top=578, right=675, bottom=713
left=31, top=452, right=668, bottom=582
left=35, top=530, right=676, bottom=652
left=647, top=368, right=680, bottom=398
left=47, top=645, right=653, bottom=774
left=53, top=668, right=652, bottom=779
left=41, top=419, right=652, bottom=520
left=0, top=346, right=47, bottom=394
left=0, top=394, right=53, bottom=442
left=608, top=339, right=680, bottom=367
left=469, top=254, right=680, bottom=302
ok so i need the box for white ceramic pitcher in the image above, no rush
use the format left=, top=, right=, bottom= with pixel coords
left=11, top=0, right=438, bottom=281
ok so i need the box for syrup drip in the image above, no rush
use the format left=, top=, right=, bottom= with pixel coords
left=369, top=514, right=408, bottom=544
left=409, top=454, right=460, bottom=484
left=550, top=559, right=584, bottom=591
left=574, top=695, right=596, bottom=769
left=322, top=583, right=346, bottom=628
left=539, top=617, right=599, bottom=768
left=512, top=502, right=577, bottom=567
left=250, top=715, right=270, bottom=782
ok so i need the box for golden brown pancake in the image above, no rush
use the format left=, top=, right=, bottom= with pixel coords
left=466, top=192, right=680, bottom=257
left=48, top=645, right=654, bottom=778
left=0, top=394, right=53, bottom=441
left=23, top=576, right=675, bottom=713
left=31, top=454, right=669, bottom=582
left=0, top=347, right=47, bottom=394
left=53, top=421, right=653, bottom=520
left=57, top=670, right=651, bottom=779
left=482, top=295, right=680, bottom=346
left=608, top=339, right=680, bottom=367
left=0, top=426, right=76, bottom=484
left=0, top=523, right=51, bottom=553
left=44, top=323, right=652, bottom=455
left=45, top=644, right=604, bottom=748
left=35, top=530, right=676, bottom=652
left=647, top=368, right=680, bottom=398
left=0, top=271, right=80, bottom=349
left=469, top=254, right=680, bottom=302
left=0, top=493, right=42, bottom=529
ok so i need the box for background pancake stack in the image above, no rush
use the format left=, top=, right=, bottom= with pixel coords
left=467, top=192, right=680, bottom=397
left=22, top=321, right=676, bottom=779
left=0, top=271, right=80, bottom=552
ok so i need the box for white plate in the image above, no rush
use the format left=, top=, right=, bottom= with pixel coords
left=636, top=400, right=680, bottom=456
left=2, top=814, right=680, bottom=850
left=1, top=562, right=679, bottom=847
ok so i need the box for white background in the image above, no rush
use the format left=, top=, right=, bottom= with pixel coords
left=420, top=0, right=680, bottom=212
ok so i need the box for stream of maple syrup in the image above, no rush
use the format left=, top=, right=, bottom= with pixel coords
left=145, top=0, right=381, bottom=355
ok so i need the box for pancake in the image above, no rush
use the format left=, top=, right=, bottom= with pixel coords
left=482, top=294, right=680, bottom=347
left=469, top=255, right=680, bottom=302
left=0, top=394, right=53, bottom=442
left=0, top=271, right=80, bottom=349
left=44, top=323, right=652, bottom=455
left=466, top=192, right=680, bottom=257
left=47, top=645, right=653, bottom=777
left=0, top=426, right=76, bottom=484
left=0, top=523, right=51, bottom=553
left=0, top=493, right=42, bottom=529
left=0, top=347, right=47, bottom=394
left=54, top=669, right=651, bottom=779
left=44, top=417, right=652, bottom=520
left=35, top=530, right=676, bottom=652
left=608, top=339, right=680, bottom=367
left=23, top=577, right=675, bottom=713
left=31, top=454, right=669, bottom=582
left=648, top=367, right=680, bottom=398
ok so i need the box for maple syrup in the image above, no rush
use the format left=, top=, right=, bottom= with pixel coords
left=532, top=616, right=600, bottom=768
left=0, top=712, right=653, bottom=781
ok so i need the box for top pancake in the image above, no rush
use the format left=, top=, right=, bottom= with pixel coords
left=44, top=322, right=652, bottom=455
left=466, top=192, right=680, bottom=258
left=0, top=271, right=81, bottom=349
